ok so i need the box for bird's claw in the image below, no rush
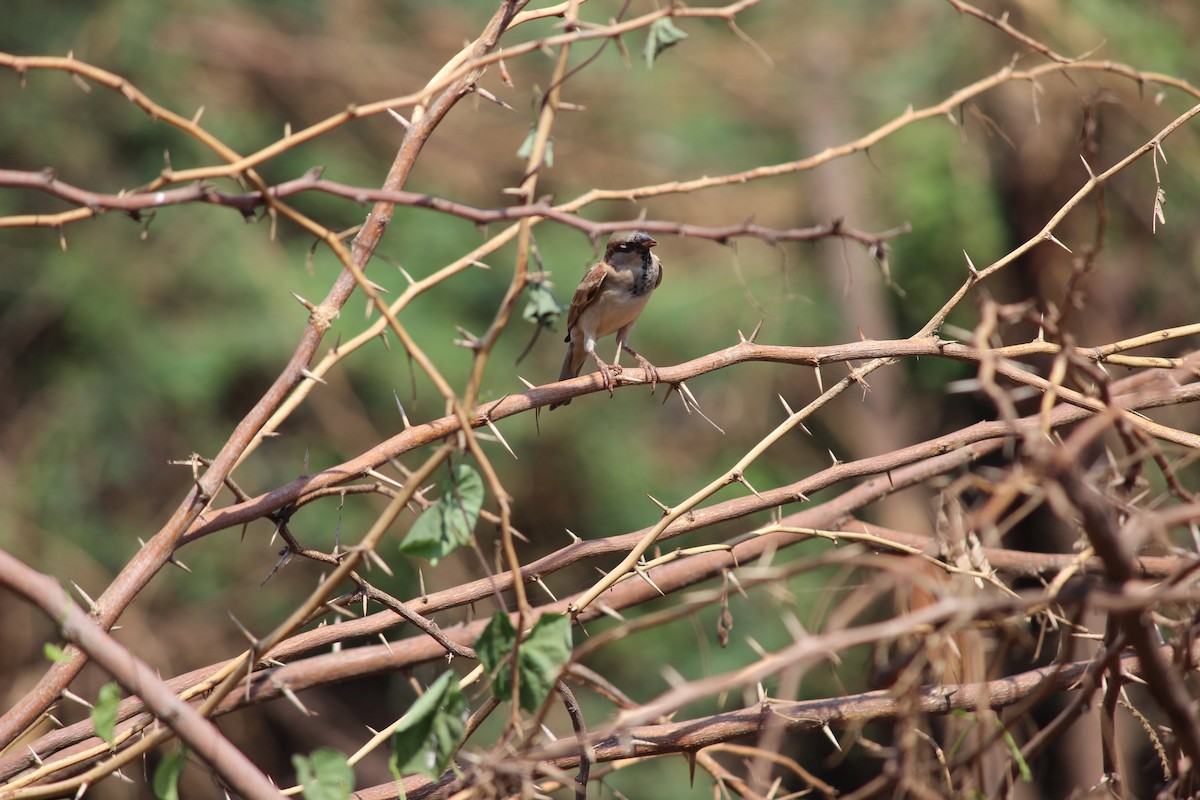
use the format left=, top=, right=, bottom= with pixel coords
left=596, top=359, right=657, bottom=399
left=635, top=357, right=660, bottom=394
left=599, top=363, right=617, bottom=398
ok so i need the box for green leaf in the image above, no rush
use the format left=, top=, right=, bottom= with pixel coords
left=43, top=643, right=69, bottom=663
left=389, top=672, right=468, bottom=783
left=517, top=614, right=573, bottom=710
left=522, top=282, right=565, bottom=329
left=475, top=612, right=519, bottom=690
left=516, top=124, right=554, bottom=168
left=292, top=748, right=354, bottom=800
left=91, top=682, right=120, bottom=744
left=1002, top=726, right=1032, bottom=781
left=475, top=612, right=572, bottom=711
left=644, top=17, right=688, bottom=68
left=152, top=746, right=189, bottom=800
left=399, top=463, right=483, bottom=564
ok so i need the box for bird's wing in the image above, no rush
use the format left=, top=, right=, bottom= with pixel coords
left=654, top=253, right=664, bottom=289
left=565, top=260, right=609, bottom=334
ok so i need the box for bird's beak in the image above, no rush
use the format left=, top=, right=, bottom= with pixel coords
left=645, top=237, right=658, bottom=248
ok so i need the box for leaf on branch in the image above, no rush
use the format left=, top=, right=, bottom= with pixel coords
left=43, top=643, right=69, bottom=663
left=293, top=748, right=355, bottom=800
left=644, top=18, right=689, bottom=68
left=522, top=282, right=566, bottom=330
left=388, top=672, right=467, bottom=782
left=1153, top=187, right=1166, bottom=232
left=91, top=682, right=120, bottom=744
left=475, top=611, right=572, bottom=711
left=399, top=463, right=483, bottom=564
left=516, top=124, right=554, bottom=167
left=1002, top=725, right=1032, bottom=782
left=475, top=612, right=518, bottom=690
left=153, top=746, right=189, bottom=800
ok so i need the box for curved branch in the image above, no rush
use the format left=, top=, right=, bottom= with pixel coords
left=0, top=167, right=911, bottom=251
left=0, top=551, right=280, bottom=800
left=181, top=342, right=1200, bottom=545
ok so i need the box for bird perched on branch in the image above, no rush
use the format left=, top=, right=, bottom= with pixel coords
left=549, top=230, right=663, bottom=409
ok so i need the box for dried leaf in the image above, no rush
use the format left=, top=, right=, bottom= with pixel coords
left=644, top=18, right=688, bottom=68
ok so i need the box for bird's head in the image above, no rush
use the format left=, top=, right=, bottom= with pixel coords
left=605, top=230, right=657, bottom=267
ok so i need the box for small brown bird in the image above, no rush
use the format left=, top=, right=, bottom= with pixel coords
left=549, top=230, right=663, bottom=409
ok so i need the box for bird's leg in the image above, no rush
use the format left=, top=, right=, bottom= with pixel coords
left=621, top=341, right=659, bottom=393
left=586, top=343, right=617, bottom=398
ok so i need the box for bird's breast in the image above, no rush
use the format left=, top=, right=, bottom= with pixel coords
left=631, top=260, right=660, bottom=296
left=577, top=282, right=652, bottom=337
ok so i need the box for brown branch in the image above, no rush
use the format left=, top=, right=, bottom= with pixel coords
left=0, top=167, right=911, bottom=252
left=179, top=341, right=1200, bottom=545
left=945, top=0, right=1073, bottom=63
left=0, top=550, right=281, bottom=800
left=845, top=520, right=1184, bottom=580
left=556, top=60, right=1200, bottom=213
left=538, top=624, right=1199, bottom=766
left=1038, top=416, right=1200, bottom=767
left=555, top=682, right=589, bottom=800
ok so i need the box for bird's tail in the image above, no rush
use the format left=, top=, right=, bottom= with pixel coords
left=549, top=342, right=584, bottom=410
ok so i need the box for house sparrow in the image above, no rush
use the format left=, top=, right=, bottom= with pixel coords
left=549, top=230, right=663, bottom=409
